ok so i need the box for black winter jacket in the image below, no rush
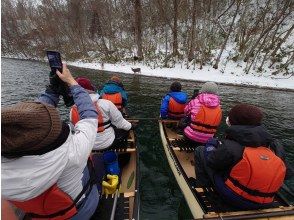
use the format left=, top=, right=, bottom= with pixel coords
left=207, top=125, right=293, bottom=179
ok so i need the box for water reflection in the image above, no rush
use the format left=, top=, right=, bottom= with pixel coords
left=2, top=58, right=294, bottom=219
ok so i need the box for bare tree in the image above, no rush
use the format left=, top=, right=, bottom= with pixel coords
left=133, top=0, right=143, bottom=59
left=213, top=0, right=240, bottom=69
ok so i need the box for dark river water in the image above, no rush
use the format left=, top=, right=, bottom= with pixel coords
left=2, top=58, right=294, bottom=219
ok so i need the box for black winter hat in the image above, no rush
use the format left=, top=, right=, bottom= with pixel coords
left=170, top=82, right=182, bottom=92
left=228, top=104, right=263, bottom=126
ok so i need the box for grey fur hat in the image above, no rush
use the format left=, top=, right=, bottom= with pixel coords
left=199, top=82, right=218, bottom=95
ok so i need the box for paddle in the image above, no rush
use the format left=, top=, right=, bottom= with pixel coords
left=110, top=189, right=119, bottom=220
left=281, top=184, right=294, bottom=198
left=277, top=184, right=294, bottom=206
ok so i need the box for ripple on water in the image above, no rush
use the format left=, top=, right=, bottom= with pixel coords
left=2, top=58, right=294, bottom=217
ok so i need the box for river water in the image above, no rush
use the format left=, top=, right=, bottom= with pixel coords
left=2, top=58, right=294, bottom=219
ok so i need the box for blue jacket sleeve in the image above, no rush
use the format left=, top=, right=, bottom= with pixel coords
left=38, top=88, right=60, bottom=107
left=70, top=85, right=98, bottom=119
left=160, top=95, right=170, bottom=119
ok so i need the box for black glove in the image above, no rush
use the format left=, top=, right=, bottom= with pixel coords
left=48, top=71, right=74, bottom=107
left=130, top=122, right=138, bottom=130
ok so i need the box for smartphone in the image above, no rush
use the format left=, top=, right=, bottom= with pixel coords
left=46, top=51, right=62, bottom=74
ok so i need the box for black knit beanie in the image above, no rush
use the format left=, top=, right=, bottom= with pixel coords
left=1, top=101, right=62, bottom=156
left=170, top=82, right=182, bottom=92
left=228, top=104, right=263, bottom=126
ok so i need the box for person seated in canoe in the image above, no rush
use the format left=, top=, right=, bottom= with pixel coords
left=183, top=82, right=222, bottom=145
left=194, top=104, right=293, bottom=209
left=2, top=64, right=100, bottom=219
left=70, top=76, right=132, bottom=150
left=160, top=81, right=188, bottom=120
left=99, top=75, right=128, bottom=116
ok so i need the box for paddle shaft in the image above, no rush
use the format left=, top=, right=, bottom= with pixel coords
left=281, top=183, right=294, bottom=197
left=110, top=189, right=119, bottom=220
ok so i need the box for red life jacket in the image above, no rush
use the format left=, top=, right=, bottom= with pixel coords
left=102, top=93, right=122, bottom=110
left=9, top=160, right=95, bottom=219
left=225, top=146, right=286, bottom=204
left=190, top=105, right=222, bottom=134
left=71, top=102, right=111, bottom=133
left=168, top=97, right=186, bottom=119
left=2, top=200, right=18, bottom=220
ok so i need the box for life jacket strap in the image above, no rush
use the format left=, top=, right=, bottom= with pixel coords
left=190, top=127, right=216, bottom=134
left=26, top=159, right=96, bottom=219
left=227, top=176, right=276, bottom=198
left=191, top=121, right=218, bottom=129
left=98, top=120, right=111, bottom=128
left=97, top=120, right=112, bottom=133
left=168, top=110, right=184, bottom=115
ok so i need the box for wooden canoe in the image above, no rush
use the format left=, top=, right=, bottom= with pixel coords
left=159, top=119, right=294, bottom=220
left=91, top=126, right=140, bottom=220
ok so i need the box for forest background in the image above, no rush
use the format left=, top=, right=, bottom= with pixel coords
left=1, top=0, right=293, bottom=78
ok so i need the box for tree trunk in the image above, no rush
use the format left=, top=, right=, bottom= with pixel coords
left=213, top=0, right=240, bottom=69
left=172, top=0, right=179, bottom=56
left=271, top=24, right=294, bottom=58
left=188, top=0, right=197, bottom=61
left=90, top=1, right=109, bottom=56
left=244, top=1, right=290, bottom=62
left=134, top=0, right=143, bottom=59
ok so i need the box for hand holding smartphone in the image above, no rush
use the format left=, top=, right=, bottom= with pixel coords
left=46, top=50, right=74, bottom=107
left=46, top=51, right=62, bottom=74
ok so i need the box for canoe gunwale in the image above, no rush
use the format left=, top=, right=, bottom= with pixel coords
left=159, top=121, right=205, bottom=218
left=159, top=120, right=294, bottom=220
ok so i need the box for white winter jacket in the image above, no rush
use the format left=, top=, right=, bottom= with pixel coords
left=70, top=94, right=131, bottom=150
left=2, top=118, right=98, bottom=201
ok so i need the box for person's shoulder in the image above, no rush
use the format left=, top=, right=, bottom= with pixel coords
left=162, top=94, right=171, bottom=100
left=98, top=98, right=114, bottom=106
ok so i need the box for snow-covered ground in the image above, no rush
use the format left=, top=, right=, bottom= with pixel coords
left=69, top=60, right=294, bottom=91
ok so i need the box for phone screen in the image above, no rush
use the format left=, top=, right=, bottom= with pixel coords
left=46, top=51, right=62, bottom=73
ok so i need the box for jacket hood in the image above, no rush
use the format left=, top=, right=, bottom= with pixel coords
left=103, top=82, right=124, bottom=94
left=197, top=93, right=220, bottom=107
left=168, top=91, right=188, bottom=104
left=226, top=125, right=273, bottom=147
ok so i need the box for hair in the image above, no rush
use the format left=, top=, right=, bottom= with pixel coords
left=170, top=82, right=182, bottom=92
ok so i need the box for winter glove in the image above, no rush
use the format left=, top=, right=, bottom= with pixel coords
left=47, top=71, right=74, bottom=107
left=204, top=138, right=219, bottom=159
left=102, top=174, right=119, bottom=195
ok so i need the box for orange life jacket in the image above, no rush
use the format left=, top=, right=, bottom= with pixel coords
left=190, top=105, right=222, bottom=134
left=9, top=159, right=95, bottom=219
left=168, top=97, right=185, bottom=118
left=102, top=93, right=122, bottom=110
left=71, top=102, right=111, bottom=133
left=10, top=184, right=77, bottom=220
left=225, top=146, right=286, bottom=204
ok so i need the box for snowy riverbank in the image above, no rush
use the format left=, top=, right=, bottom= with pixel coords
left=2, top=56, right=293, bottom=91
left=69, top=60, right=294, bottom=91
